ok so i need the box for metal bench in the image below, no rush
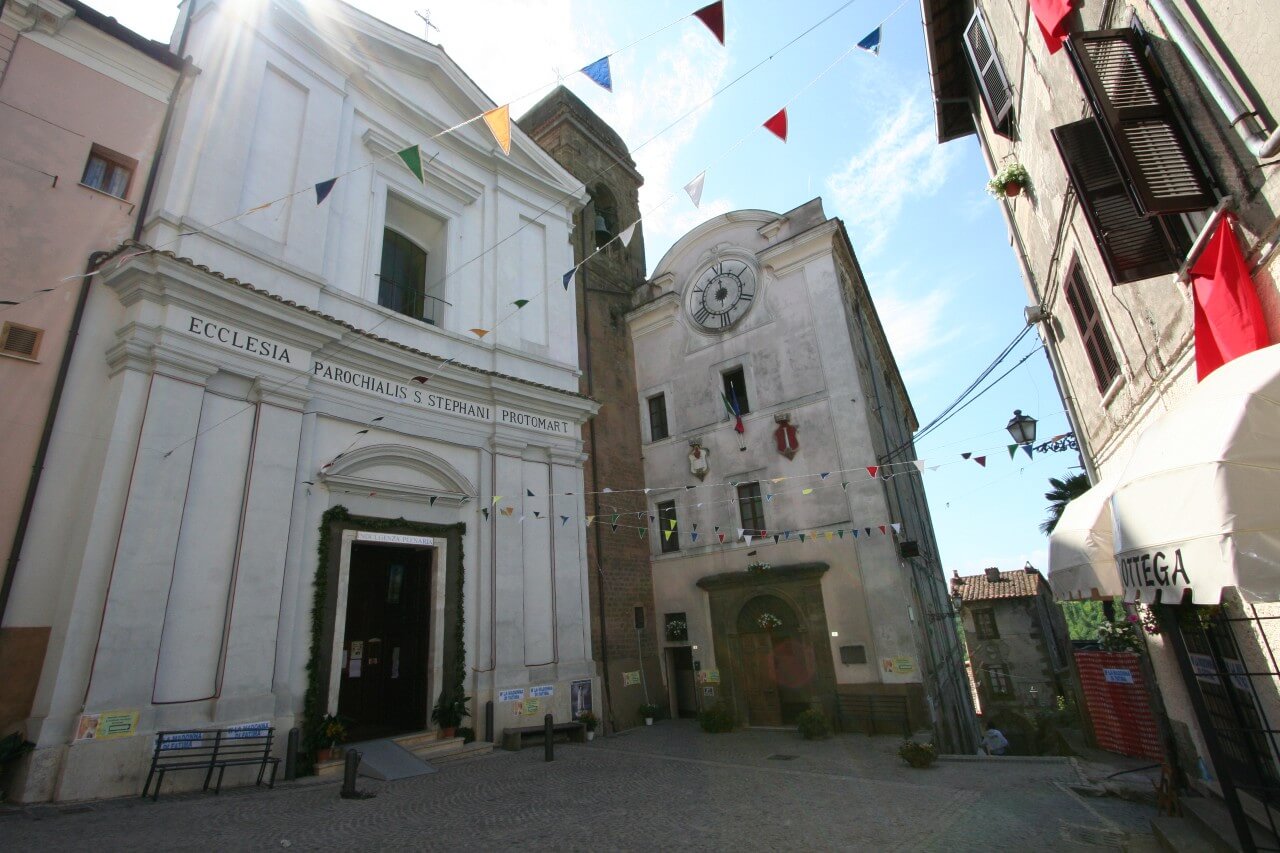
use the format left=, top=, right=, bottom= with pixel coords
left=142, top=726, right=280, bottom=801
left=836, top=694, right=910, bottom=737
left=501, top=721, right=585, bottom=751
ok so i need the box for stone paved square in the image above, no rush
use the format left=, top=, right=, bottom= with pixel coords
left=1, top=722, right=1158, bottom=851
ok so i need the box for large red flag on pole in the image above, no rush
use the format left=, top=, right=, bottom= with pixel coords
left=1189, top=215, right=1270, bottom=381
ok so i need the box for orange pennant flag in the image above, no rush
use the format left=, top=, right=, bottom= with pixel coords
left=470, top=328, right=490, bottom=339
left=483, top=105, right=511, bottom=155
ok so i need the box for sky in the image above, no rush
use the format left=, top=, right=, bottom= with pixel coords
left=91, top=0, right=1082, bottom=576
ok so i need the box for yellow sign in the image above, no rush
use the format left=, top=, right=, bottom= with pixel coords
left=882, top=656, right=915, bottom=675
left=705, top=669, right=720, bottom=684
left=515, top=698, right=541, bottom=716
left=623, top=670, right=641, bottom=686
left=75, top=709, right=139, bottom=741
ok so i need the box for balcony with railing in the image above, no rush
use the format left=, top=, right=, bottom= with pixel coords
left=377, top=275, right=450, bottom=327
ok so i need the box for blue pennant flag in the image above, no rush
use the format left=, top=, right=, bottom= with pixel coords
left=560, top=515, right=570, bottom=526
left=563, top=269, right=575, bottom=291
left=857, top=26, right=881, bottom=55
left=581, top=56, right=613, bottom=92
left=315, top=178, right=337, bottom=204
left=690, top=532, right=699, bottom=543
left=1022, top=444, right=1035, bottom=460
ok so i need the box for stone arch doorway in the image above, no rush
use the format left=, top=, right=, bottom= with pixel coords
left=734, top=594, right=817, bottom=726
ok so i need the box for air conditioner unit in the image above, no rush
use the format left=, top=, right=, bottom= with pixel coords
left=898, top=540, right=920, bottom=559
left=1024, top=304, right=1050, bottom=325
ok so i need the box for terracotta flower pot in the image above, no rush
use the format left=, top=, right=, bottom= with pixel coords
left=439, top=726, right=457, bottom=739
left=1004, top=181, right=1022, bottom=197
left=317, top=747, right=337, bottom=762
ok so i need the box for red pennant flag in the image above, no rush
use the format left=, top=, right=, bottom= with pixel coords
left=865, top=466, right=878, bottom=479
left=718, top=532, right=725, bottom=543
left=763, top=108, right=788, bottom=142
left=974, top=456, right=987, bottom=467
left=1190, top=216, right=1270, bottom=381
left=1030, top=0, right=1072, bottom=54
left=878, top=525, right=887, bottom=535
left=693, top=1, right=724, bottom=45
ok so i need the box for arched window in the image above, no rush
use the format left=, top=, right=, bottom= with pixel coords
left=590, top=184, right=619, bottom=250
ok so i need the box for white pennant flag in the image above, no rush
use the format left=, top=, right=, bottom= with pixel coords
left=619, top=221, right=638, bottom=247
left=891, top=523, right=901, bottom=534
left=913, top=460, right=926, bottom=472
left=745, top=534, right=754, bottom=546
left=684, top=171, right=706, bottom=208
left=736, top=528, right=746, bottom=539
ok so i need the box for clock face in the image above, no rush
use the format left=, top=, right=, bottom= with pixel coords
left=688, top=260, right=757, bottom=331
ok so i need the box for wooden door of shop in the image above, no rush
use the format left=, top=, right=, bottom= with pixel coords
left=338, top=544, right=430, bottom=740
left=739, top=633, right=782, bottom=726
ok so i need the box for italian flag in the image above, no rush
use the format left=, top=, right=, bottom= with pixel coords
left=721, top=390, right=744, bottom=434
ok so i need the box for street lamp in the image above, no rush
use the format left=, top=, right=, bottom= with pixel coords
left=1005, top=409, right=1038, bottom=445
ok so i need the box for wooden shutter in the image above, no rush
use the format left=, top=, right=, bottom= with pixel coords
left=1053, top=119, right=1180, bottom=284
left=962, top=8, right=1013, bottom=130
left=1064, top=262, right=1122, bottom=391
left=1067, top=29, right=1214, bottom=215
left=0, top=322, right=42, bottom=359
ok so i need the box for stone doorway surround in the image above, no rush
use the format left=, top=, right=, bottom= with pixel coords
left=696, top=563, right=838, bottom=726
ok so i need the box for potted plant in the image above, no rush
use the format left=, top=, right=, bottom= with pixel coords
left=317, top=714, right=347, bottom=762
left=987, top=162, right=1030, bottom=198
left=430, top=692, right=471, bottom=739
left=796, top=708, right=831, bottom=740
left=746, top=561, right=771, bottom=574
left=757, top=612, right=783, bottom=632
left=898, top=739, right=938, bottom=769
left=578, top=710, right=599, bottom=741
left=1097, top=619, right=1144, bottom=652
left=638, top=704, right=660, bottom=726
left=665, top=618, right=688, bottom=642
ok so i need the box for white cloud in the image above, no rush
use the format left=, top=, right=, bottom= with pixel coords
left=824, top=94, right=957, bottom=255
left=872, top=287, right=961, bottom=385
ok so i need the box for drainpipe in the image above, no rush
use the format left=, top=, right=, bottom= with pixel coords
left=1148, top=0, right=1280, bottom=159
left=133, top=0, right=197, bottom=242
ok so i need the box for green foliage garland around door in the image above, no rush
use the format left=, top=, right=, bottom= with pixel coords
left=301, top=506, right=465, bottom=774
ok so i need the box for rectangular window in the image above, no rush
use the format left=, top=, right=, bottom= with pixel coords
left=986, top=665, right=1013, bottom=698
left=840, top=645, right=867, bottom=665
left=648, top=393, right=669, bottom=441
left=1053, top=118, right=1188, bottom=284
left=1064, top=262, right=1122, bottom=392
left=962, top=8, right=1013, bottom=133
left=80, top=146, right=133, bottom=199
left=664, top=612, right=688, bottom=642
left=657, top=500, right=679, bottom=553
left=737, top=482, right=765, bottom=536
left=379, top=228, right=429, bottom=322
left=1066, top=29, right=1215, bottom=216
left=722, top=366, right=750, bottom=415
left=974, top=609, right=1000, bottom=640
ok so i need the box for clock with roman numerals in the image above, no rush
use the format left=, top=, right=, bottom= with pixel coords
left=687, top=260, right=757, bottom=331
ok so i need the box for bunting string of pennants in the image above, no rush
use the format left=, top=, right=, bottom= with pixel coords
left=23, top=0, right=918, bottom=465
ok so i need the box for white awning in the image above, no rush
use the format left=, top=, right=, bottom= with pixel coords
left=1111, top=344, right=1280, bottom=604
left=1048, top=474, right=1124, bottom=601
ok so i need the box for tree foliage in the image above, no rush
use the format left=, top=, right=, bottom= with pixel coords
left=1041, top=472, right=1091, bottom=535
left=1060, top=600, right=1107, bottom=641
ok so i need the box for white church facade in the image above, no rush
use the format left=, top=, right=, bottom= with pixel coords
left=4, top=0, right=600, bottom=801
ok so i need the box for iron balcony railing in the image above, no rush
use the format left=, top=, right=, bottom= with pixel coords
left=377, top=275, right=451, bottom=326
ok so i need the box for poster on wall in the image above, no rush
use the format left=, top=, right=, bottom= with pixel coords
left=498, top=688, right=525, bottom=703
left=75, top=709, right=139, bottom=741
left=571, top=679, right=592, bottom=719
left=623, top=670, right=641, bottom=686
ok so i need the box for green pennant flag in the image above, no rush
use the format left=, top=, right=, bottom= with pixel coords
left=398, top=144, right=424, bottom=183
left=639, top=527, right=646, bottom=537
left=612, top=514, right=620, bottom=525
left=837, top=529, right=844, bottom=538
left=1007, top=444, right=1018, bottom=460
left=513, top=299, right=530, bottom=309
left=799, top=533, right=806, bottom=542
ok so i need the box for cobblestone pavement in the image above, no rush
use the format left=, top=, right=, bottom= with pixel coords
left=1, top=722, right=1158, bottom=851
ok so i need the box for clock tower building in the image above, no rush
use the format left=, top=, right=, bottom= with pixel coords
left=626, top=199, right=977, bottom=752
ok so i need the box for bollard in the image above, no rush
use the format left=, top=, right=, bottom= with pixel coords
left=485, top=700, right=495, bottom=744
left=340, top=749, right=375, bottom=800
left=285, top=727, right=299, bottom=781
left=544, top=713, right=554, bottom=762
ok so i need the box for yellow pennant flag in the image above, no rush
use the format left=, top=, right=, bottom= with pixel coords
left=802, top=488, right=814, bottom=495
left=492, top=495, right=503, bottom=505
left=663, top=529, right=673, bottom=541
left=771, top=477, right=786, bottom=484
left=825, top=531, right=834, bottom=541
left=483, top=104, right=511, bottom=155
left=470, top=328, right=490, bottom=339
left=501, top=507, right=514, bottom=516
left=586, top=515, right=595, bottom=526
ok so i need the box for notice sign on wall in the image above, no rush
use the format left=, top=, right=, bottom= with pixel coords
left=516, top=698, right=541, bottom=716
left=623, top=670, right=641, bottom=686
left=882, top=656, right=915, bottom=675
left=75, top=709, right=139, bottom=741
left=498, top=688, right=525, bottom=703
left=1103, top=668, right=1135, bottom=685
left=530, top=685, right=554, bottom=698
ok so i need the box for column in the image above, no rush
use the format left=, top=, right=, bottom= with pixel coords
left=522, top=459, right=553, bottom=666
left=491, top=439, right=526, bottom=681
left=550, top=451, right=589, bottom=671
